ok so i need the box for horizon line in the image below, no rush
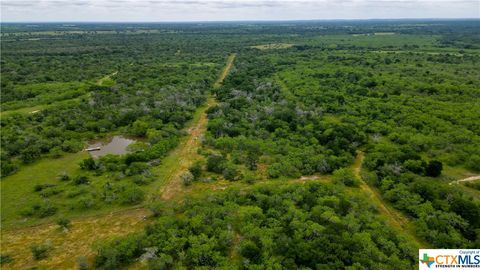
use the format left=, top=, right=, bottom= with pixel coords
left=1, top=17, right=480, bottom=24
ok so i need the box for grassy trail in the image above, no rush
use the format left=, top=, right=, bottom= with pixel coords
left=352, top=151, right=428, bottom=248
left=214, top=53, right=236, bottom=89
left=156, top=53, right=236, bottom=200
left=96, top=71, right=118, bottom=86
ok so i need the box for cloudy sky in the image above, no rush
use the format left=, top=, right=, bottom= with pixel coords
left=1, top=0, right=479, bottom=22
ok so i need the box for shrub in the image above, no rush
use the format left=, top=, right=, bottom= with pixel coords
left=66, top=186, right=89, bottom=198
left=49, top=146, right=63, bottom=158
left=126, top=162, right=150, bottom=176
left=80, top=157, right=98, bottom=170
left=0, top=254, right=13, bottom=265
left=32, top=201, right=58, bottom=218
left=132, top=175, right=150, bottom=186
left=95, top=234, right=144, bottom=269
left=403, top=159, right=426, bottom=175
left=119, top=186, right=145, bottom=205
left=31, top=242, right=51, bottom=260
left=206, top=154, right=226, bottom=174
left=188, top=161, right=203, bottom=179
left=74, top=175, right=90, bottom=185
left=425, top=160, right=443, bottom=177
left=181, top=171, right=194, bottom=186
left=57, top=217, right=71, bottom=229
left=148, top=202, right=165, bottom=217
left=34, top=183, right=56, bottom=192
left=58, top=171, right=70, bottom=181
left=62, top=139, right=82, bottom=153
left=222, top=164, right=240, bottom=181
left=40, top=187, right=63, bottom=198
left=267, top=163, right=282, bottom=178
left=75, top=195, right=97, bottom=210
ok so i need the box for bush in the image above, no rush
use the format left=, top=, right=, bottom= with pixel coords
left=148, top=202, right=165, bottom=217
left=206, top=154, right=226, bottom=174
left=267, top=163, right=282, bottom=178
left=181, top=171, right=194, bottom=186
left=95, top=234, right=144, bottom=269
left=0, top=254, right=13, bottom=265
left=222, top=164, right=240, bottom=181
left=74, top=195, right=97, bottom=210
left=188, top=161, right=203, bottom=179
left=80, top=157, right=98, bottom=170
left=132, top=175, right=150, bottom=186
left=34, top=183, right=56, bottom=192
left=32, top=201, right=58, bottom=218
left=62, top=139, right=82, bottom=153
left=31, top=242, right=51, bottom=260
left=425, top=160, right=443, bottom=177
left=403, top=159, right=426, bottom=175
left=119, top=186, right=145, bottom=205
left=332, top=168, right=359, bottom=187
left=74, top=175, right=90, bottom=185
left=49, top=146, right=63, bottom=158
left=126, top=162, right=150, bottom=176
left=58, top=171, right=70, bottom=181
left=66, top=186, right=89, bottom=198
left=57, top=217, right=71, bottom=229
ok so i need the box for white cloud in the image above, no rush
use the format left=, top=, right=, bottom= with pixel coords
left=1, top=0, right=478, bottom=22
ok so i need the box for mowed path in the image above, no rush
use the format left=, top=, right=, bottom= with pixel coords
left=157, top=53, right=236, bottom=200
left=352, top=151, right=427, bottom=248
left=0, top=54, right=237, bottom=270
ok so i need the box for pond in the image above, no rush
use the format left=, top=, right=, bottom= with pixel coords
left=86, top=136, right=136, bottom=158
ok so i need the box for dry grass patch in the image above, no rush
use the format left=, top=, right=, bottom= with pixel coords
left=1, top=208, right=150, bottom=270
left=251, top=43, right=294, bottom=50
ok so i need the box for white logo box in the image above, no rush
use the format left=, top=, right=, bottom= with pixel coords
left=419, top=249, right=480, bottom=270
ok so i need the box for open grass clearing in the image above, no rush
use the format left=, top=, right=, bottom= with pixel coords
left=251, top=43, right=294, bottom=50
left=1, top=208, right=149, bottom=270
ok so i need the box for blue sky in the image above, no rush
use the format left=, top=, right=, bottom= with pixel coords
left=1, top=0, right=479, bottom=22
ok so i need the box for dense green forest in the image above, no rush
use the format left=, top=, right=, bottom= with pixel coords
left=96, top=183, right=417, bottom=269
left=1, top=20, right=479, bottom=269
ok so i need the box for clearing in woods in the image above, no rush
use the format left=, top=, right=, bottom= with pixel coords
left=158, top=53, right=236, bottom=200
left=1, top=208, right=149, bottom=269
left=0, top=54, right=237, bottom=270
left=251, top=43, right=294, bottom=50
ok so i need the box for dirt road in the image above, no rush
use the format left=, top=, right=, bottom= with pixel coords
left=157, top=53, right=236, bottom=200
left=353, top=151, right=427, bottom=248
